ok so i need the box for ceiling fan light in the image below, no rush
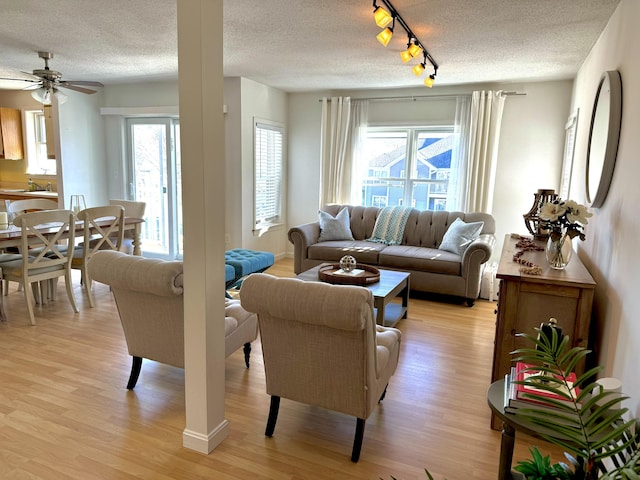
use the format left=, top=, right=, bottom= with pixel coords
left=408, top=43, right=423, bottom=58
left=376, top=27, right=393, bottom=47
left=412, top=63, right=425, bottom=76
left=53, top=89, right=68, bottom=104
left=31, top=87, right=51, bottom=105
left=373, top=6, right=393, bottom=28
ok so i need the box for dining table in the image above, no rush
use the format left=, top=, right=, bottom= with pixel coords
left=0, top=216, right=144, bottom=255
left=0, top=216, right=145, bottom=322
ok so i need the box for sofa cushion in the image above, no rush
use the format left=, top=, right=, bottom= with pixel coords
left=368, top=206, right=413, bottom=245
left=438, top=217, right=484, bottom=256
left=379, top=245, right=461, bottom=276
left=318, top=208, right=354, bottom=242
left=308, top=240, right=386, bottom=264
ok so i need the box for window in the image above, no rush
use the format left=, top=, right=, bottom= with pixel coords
left=24, top=109, right=57, bottom=175
left=254, top=119, right=284, bottom=230
left=126, top=117, right=182, bottom=259
left=359, top=127, right=454, bottom=211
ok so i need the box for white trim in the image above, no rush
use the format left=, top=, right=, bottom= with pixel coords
left=100, top=106, right=179, bottom=116
left=182, top=420, right=229, bottom=454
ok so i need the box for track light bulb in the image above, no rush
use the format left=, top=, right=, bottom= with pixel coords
left=400, top=49, right=413, bottom=63
left=424, top=75, right=435, bottom=88
left=412, top=63, right=425, bottom=76
left=408, top=43, right=422, bottom=58
left=376, top=27, right=393, bottom=47
left=373, top=6, right=393, bottom=28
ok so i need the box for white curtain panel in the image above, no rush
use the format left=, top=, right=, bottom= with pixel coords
left=465, top=90, right=506, bottom=213
left=319, top=97, right=368, bottom=206
left=448, top=95, right=472, bottom=211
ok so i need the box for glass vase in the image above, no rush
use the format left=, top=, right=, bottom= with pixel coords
left=545, top=233, right=573, bottom=270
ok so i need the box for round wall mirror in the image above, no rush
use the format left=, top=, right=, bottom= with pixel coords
left=585, top=70, right=622, bottom=208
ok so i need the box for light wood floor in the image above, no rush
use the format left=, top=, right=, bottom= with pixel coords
left=0, top=259, right=565, bottom=479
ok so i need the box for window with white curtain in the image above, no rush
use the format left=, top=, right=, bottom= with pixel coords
left=254, top=119, right=284, bottom=230
left=359, top=126, right=454, bottom=210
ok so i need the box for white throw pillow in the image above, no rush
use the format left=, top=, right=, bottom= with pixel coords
left=318, top=208, right=354, bottom=242
left=439, top=217, right=484, bottom=256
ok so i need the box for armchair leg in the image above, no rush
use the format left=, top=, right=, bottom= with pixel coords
left=379, top=385, right=388, bottom=403
left=127, top=356, right=143, bottom=390
left=466, top=298, right=475, bottom=307
left=351, top=418, right=366, bottom=462
left=243, top=342, right=251, bottom=368
left=265, top=395, right=280, bottom=437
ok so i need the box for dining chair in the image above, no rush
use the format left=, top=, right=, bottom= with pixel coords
left=3, top=198, right=59, bottom=297
left=72, top=205, right=125, bottom=307
left=6, top=198, right=59, bottom=218
left=0, top=209, right=78, bottom=325
left=81, top=200, right=145, bottom=256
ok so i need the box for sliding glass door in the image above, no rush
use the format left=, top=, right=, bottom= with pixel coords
left=126, top=117, right=182, bottom=259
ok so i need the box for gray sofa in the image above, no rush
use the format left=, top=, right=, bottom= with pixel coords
left=288, top=205, right=496, bottom=306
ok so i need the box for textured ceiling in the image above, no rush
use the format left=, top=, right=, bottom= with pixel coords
left=0, top=0, right=621, bottom=93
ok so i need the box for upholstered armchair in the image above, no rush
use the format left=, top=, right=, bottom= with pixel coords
left=87, top=250, right=258, bottom=389
left=239, top=273, right=402, bottom=462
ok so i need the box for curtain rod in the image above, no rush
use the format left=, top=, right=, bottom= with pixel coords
left=319, top=91, right=526, bottom=103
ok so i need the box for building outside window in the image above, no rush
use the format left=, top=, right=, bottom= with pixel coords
left=359, top=126, right=454, bottom=210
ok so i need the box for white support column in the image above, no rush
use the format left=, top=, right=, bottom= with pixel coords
left=177, top=0, right=228, bottom=453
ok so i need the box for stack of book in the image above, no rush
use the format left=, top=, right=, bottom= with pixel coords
left=504, top=361, right=583, bottom=422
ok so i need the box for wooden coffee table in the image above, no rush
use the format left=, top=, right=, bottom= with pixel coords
left=296, top=265, right=409, bottom=327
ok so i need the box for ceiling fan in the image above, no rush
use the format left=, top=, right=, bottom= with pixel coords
left=0, top=51, right=104, bottom=104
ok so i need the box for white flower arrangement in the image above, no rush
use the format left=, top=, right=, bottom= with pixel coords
left=538, top=199, right=592, bottom=242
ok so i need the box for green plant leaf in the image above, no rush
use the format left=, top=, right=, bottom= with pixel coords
left=510, top=327, right=640, bottom=477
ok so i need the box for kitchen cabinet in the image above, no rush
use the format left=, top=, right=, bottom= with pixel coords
left=0, top=107, right=24, bottom=160
left=490, top=235, right=595, bottom=430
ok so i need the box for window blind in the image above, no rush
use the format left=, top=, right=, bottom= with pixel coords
left=254, top=121, right=283, bottom=227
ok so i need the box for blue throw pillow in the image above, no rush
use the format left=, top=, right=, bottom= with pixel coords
left=438, top=217, right=484, bottom=256
left=318, top=208, right=354, bottom=242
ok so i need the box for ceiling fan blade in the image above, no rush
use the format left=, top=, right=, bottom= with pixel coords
left=22, top=83, right=43, bottom=91
left=0, top=76, right=39, bottom=84
left=20, top=70, right=42, bottom=80
left=61, top=80, right=104, bottom=87
left=58, top=84, right=99, bottom=94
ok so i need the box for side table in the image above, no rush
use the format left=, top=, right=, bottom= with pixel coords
left=487, top=379, right=566, bottom=480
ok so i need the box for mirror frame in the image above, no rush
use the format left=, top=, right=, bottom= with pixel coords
left=585, top=70, right=622, bottom=208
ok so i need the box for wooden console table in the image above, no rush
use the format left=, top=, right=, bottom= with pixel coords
left=490, top=235, right=595, bottom=429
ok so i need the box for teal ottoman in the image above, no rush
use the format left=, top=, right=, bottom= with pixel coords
left=225, top=248, right=275, bottom=290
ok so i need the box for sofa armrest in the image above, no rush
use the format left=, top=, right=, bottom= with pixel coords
left=460, top=234, right=496, bottom=298
left=288, top=222, right=321, bottom=274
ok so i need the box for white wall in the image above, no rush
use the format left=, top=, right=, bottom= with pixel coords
left=287, top=80, right=574, bottom=263
left=569, top=0, right=640, bottom=417
left=236, top=77, right=288, bottom=255
left=492, top=81, right=573, bottom=259
left=58, top=90, right=107, bottom=208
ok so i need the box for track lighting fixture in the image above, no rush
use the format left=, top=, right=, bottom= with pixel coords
left=376, top=15, right=395, bottom=46
left=373, top=5, right=393, bottom=28
left=371, top=0, right=439, bottom=87
left=424, top=74, right=435, bottom=88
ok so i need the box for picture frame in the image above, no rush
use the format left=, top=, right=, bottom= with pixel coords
left=559, top=109, right=579, bottom=199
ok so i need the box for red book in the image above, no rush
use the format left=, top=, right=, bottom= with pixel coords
left=513, top=361, right=582, bottom=409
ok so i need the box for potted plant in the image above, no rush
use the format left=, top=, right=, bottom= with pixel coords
left=509, top=327, right=640, bottom=479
